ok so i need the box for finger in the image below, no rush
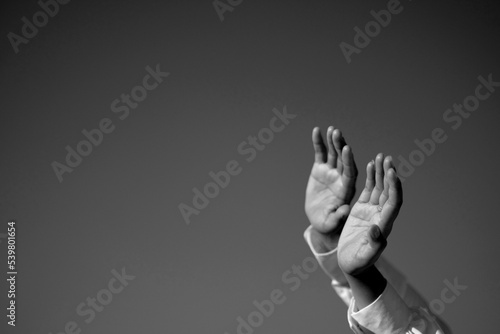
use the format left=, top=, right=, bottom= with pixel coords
left=386, top=168, right=403, bottom=213
left=369, top=153, right=385, bottom=205
left=379, top=168, right=403, bottom=238
left=312, top=127, right=327, bottom=163
left=333, top=129, right=346, bottom=172
left=326, top=126, right=337, bottom=167
left=341, top=145, right=357, bottom=179
left=358, top=160, right=375, bottom=203
left=333, top=204, right=351, bottom=227
left=378, top=156, right=393, bottom=207
left=320, top=204, right=350, bottom=234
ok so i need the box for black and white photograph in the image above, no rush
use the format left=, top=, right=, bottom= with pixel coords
left=1, top=0, right=500, bottom=333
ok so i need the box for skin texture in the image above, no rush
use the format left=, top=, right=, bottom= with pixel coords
left=304, top=127, right=452, bottom=331
left=338, top=154, right=403, bottom=309
left=338, top=154, right=403, bottom=276
left=304, top=126, right=358, bottom=252
left=304, top=127, right=404, bottom=310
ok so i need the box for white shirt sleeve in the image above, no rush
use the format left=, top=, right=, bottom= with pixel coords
left=304, top=226, right=451, bottom=334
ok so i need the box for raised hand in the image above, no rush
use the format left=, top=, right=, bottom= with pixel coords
left=305, top=126, right=358, bottom=243
left=338, top=154, right=403, bottom=276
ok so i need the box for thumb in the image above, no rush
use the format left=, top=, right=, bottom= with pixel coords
left=333, top=204, right=350, bottom=226
left=324, top=204, right=350, bottom=233
left=366, top=225, right=387, bottom=262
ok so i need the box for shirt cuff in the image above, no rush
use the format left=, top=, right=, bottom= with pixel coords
left=304, top=226, right=409, bottom=293
left=303, top=226, right=348, bottom=287
left=349, top=281, right=413, bottom=334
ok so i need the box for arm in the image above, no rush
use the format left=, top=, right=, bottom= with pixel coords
left=304, top=127, right=396, bottom=303
left=337, top=154, right=400, bottom=309
left=304, top=226, right=452, bottom=334
left=337, top=154, right=448, bottom=333
left=304, top=127, right=451, bottom=333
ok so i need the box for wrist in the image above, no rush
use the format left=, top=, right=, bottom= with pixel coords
left=345, top=265, right=387, bottom=310
left=309, top=227, right=340, bottom=253
left=320, top=232, right=340, bottom=252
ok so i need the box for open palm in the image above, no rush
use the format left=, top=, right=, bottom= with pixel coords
left=305, top=127, right=358, bottom=235
left=338, top=154, right=403, bottom=276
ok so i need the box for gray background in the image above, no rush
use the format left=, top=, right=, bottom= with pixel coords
left=1, top=0, right=500, bottom=333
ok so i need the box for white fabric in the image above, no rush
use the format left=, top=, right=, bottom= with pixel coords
left=304, top=226, right=449, bottom=334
